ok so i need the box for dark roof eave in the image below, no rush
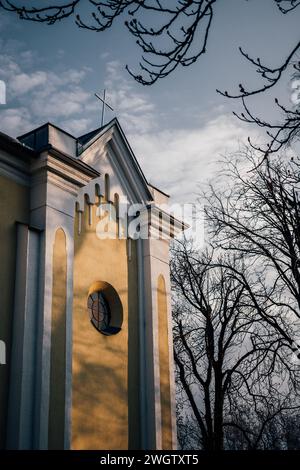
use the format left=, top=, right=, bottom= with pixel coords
left=0, top=132, right=99, bottom=179
left=0, top=131, right=37, bottom=160
left=148, top=182, right=170, bottom=199
left=17, top=121, right=76, bottom=141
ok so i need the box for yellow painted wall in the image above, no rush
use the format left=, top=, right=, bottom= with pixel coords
left=72, top=199, right=139, bottom=449
left=48, top=228, right=67, bottom=449
left=0, top=174, right=29, bottom=448
left=157, top=275, right=172, bottom=449
left=127, top=239, right=140, bottom=449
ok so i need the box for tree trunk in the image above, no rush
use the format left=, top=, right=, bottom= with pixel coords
left=213, top=368, right=224, bottom=450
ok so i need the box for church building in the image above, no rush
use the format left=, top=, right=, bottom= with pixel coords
left=0, top=118, right=185, bottom=450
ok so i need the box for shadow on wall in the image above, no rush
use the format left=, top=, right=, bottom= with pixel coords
left=72, top=337, right=127, bottom=442
left=47, top=180, right=140, bottom=450
left=158, top=274, right=173, bottom=450
left=48, top=228, right=67, bottom=450
left=0, top=175, right=29, bottom=449
left=72, top=198, right=130, bottom=450
left=72, top=285, right=128, bottom=449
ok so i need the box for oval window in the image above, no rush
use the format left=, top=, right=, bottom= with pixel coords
left=87, top=290, right=121, bottom=335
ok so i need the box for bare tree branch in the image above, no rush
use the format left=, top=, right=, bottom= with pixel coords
left=172, top=240, right=300, bottom=449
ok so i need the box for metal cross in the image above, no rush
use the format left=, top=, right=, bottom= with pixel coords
left=95, top=89, right=114, bottom=127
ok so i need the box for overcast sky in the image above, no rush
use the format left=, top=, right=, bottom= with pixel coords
left=0, top=1, right=299, bottom=203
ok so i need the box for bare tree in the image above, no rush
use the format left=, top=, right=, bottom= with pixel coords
left=1, top=1, right=300, bottom=151
left=281, top=412, right=300, bottom=449
left=0, top=2, right=298, bottom=84
left=176, top=406, right=202, bottom=450
left=217, top=60, right=300, bottom=160
left=225, top=407, right=300, bottom=450
left=0, top=0, right=216, bottom=85
left=171, top=241, right=299, bottom=450
left=204, top=150, right=300, bottom=353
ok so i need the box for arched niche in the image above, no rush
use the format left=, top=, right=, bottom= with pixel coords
left=157, top=274, right=172, bottom=449
left=49, top=228, right=67, bottom=449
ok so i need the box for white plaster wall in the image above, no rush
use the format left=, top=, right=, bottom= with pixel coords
left=49, top=126, right=77, bottom=157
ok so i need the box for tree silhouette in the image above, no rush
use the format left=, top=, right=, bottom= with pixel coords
left=174, top=150, right=300, bottom=449
left=205, top=149, right=300, bottom=355
left=172, top=242, right=300, bottom=450
left=1, top=1, right=300, bottom=153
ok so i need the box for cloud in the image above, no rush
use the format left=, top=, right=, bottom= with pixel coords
left=0, top=39, right=95, bottom=136
left=10, top=71, right=48, bottom=95
left=104, top=60, right=157, bottom=134
left=60, top=118, right=93, bottom=135
left=0, top=108, right=34, bottom=136
left=31, top=87, right=90, bottom=119
left=130, top=114, right=257, bottom=203
left=101, top=63, right=259, bottom=203
left=0, top=42, right=256, bottom=205
left=100, top=52, right=110, bottom=60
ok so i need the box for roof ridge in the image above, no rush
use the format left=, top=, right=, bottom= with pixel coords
left=77, top=118, right=117, bottom=146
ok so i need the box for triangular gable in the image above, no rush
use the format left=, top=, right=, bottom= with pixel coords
left=78, top=118, right=153, bottom=205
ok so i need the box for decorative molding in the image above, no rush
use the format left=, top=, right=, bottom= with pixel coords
left=138, top=205, right=188, bottom=241
left=79, top=119, right=153, bottom=205
left=31, top=151, right=97, bottom=190
left=0, top=149, right=31, bottom=186
left=47, top=173, right=80, bottom=197
left=76, top=176, right=103, bottom=211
